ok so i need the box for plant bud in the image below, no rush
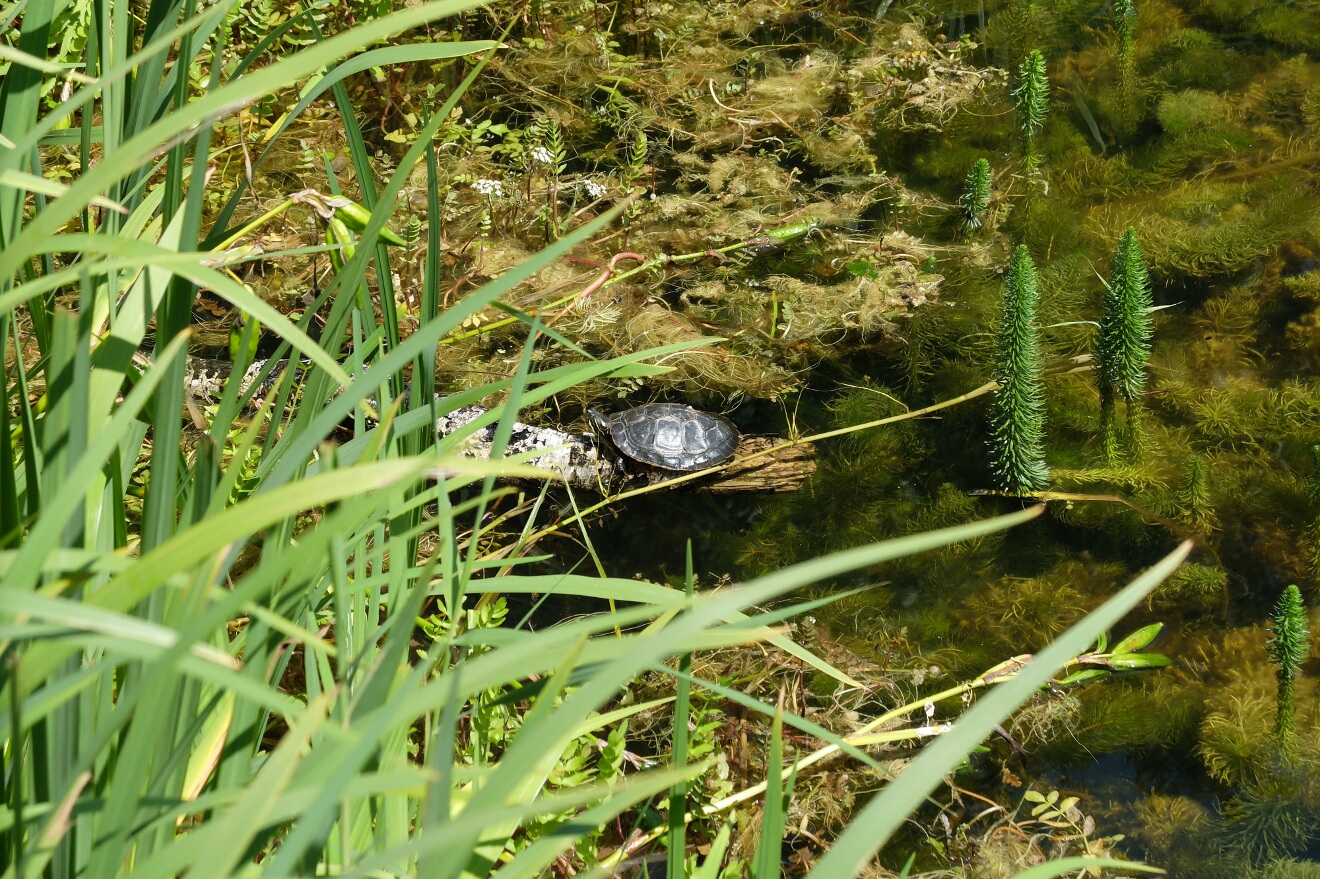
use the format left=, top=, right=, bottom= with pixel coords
left=333, top=201, right=407, bottom=245
left=326, top=217, right=356, bottom=270
left=1110, top=622, right=1164, bottom=655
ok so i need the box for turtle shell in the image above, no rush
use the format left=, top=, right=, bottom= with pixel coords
left=606, top=403, right=739, bottom=471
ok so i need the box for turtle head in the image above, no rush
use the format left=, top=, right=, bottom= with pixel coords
left=586, top=407, right=611, bottom=435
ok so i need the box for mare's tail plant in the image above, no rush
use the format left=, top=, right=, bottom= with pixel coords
left=1112, top=0, right=1141, bottom=137
left=960, top=158, right=993, bottom=236
left=1267, top=584, right=1310, bottom=754
left=1095, top=226, right=1154, bottom=463
left=1014, top=49, right=1050, bottom=173
left=1176, top=455, right=1218, bottom=532
left=1309, top=445, right=1320, bottom=590
left=989, top=244, right=1050, bottom=494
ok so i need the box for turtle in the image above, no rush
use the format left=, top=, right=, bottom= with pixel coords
left=588, top=403, right=740, bottom=472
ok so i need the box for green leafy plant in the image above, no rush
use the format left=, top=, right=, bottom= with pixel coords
left=960, top=157, right=993, bottom=236
left=1096, top=226, right=1154, bottom=463
left=1052, top=623, right=1171, bottom=687
left=1267, top=584, right=1310, bottom=749
left=989, top=244, right=1050, bottom=494
left=1013, top=49, right=1050, bottom=172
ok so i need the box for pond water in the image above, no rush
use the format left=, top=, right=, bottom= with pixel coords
left=557, top=1, right=1320, bottom=873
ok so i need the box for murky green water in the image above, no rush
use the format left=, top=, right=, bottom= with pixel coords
left=570, top=1, right=1320, bottom=872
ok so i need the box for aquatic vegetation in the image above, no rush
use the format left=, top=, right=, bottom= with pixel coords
left=1311, top=447, right=1320, bottom=590
left=1257, top=859, right=1320, bottom=879
left=962, top=574, right=1086, bottom=654
left=1046, top=674, right=1199, bottom=759
left=1113, top=0, right=1137, bottom=65
left=1132, top=794, right=1217, bottom=873
left=1086, top=177, right=1320, bottom=279
left=959, top=158, right=993, bottom=236
left=1172, top=455, right=1219, bottom=532
left=1220, top=764, right=1320, bottom=865
left=1155, top=89, right=1230, bottom=134
left=1225, top=800, right=1318, bottom=866
left=1096, top=227, right=1154, bottom=464
left=1267, top=585, right=1310, bottom=748
left=1200, top=686, right=1278, bottom=788
left=988, top=245, right=1050, bottom=494
left=1112, top=0, right=1141, bottom=137
left=1013, top=49, right=1051, bottom=172
left=1154, top=562, right=1228, bottom=614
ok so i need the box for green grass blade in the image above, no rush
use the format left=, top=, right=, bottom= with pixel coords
left=0, top=0, right=485, bottom=280
left=667, top=543, right=694, bottom=879
left=752, top=705, right=786, bottom=879
left=1009, top=857, right=1164, bottom=879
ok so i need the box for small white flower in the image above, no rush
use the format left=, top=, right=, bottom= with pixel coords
left=471, top=178, right=504, bottom=198
left=581, top=180, right=607, bottom=200
left=529, top=146, right=555, bottom=165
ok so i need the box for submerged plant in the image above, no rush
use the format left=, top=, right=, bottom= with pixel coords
left=1267, top=585, right=1310, bottom=749
left=960, top=158, right=993, bottom=235
left=1013, top=49, right=1050, bottom=172
left=1112, top=0, right=1141, bottom=137
left=1220, top=779, right=1320, bottom=866
left=1310, top=446, right=1320, bottom=590
left=1177, top=459, right=1214, bottom=527
left=1096, top=227, right=1153, bottom=463
left=1113, top=0, right=1136, bottom=57
left=622, top=128, right=648, bottom=224
left=989, top=244, right=1050, bottom=494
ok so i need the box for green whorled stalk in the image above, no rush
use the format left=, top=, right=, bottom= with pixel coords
left=989, top=244, right=1050, bottom=494
left=1309, top=445, right=1320, bottom=590
left=1113, top=0, right=1136, bottom=56
left=1267, top=584, right=1310, bottom=749
left=960, top=158, right=992, bottom=235
left=1095, top=227, right=1153, bottom=463
left=1176, top=455, right=1215, bottom=530
left=1013, top=49, right=1050, bottom=172
left=1112, top=0, right=1140, bottom=137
